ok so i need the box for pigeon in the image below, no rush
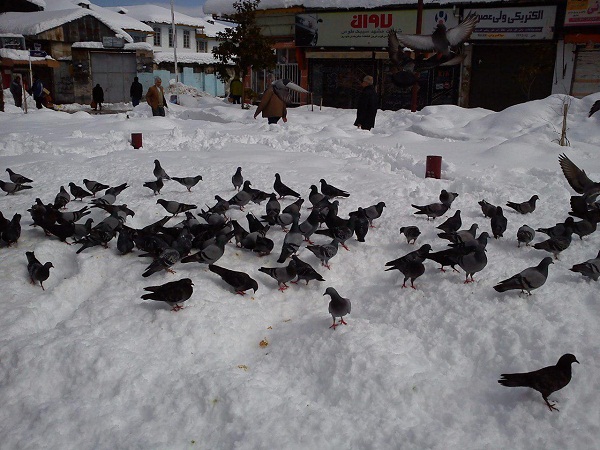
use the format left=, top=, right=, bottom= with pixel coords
left=41, top=221, right=75, bottom=243
left=436, top=210, right=461, bottom=233
left=274, top=173, right=300, bottom=199
left=517, top=225, right=535, bottom=247
left=83, top=179, right=109, bottom=196
left=457, top=246, right=487, bottom=283
left=559, top=153, right=600, bottom=204
left=571, top=218, right=597, bottom=240
left=438, top=223, right=478, bottom=244
left=0, top=210, right=9, bottom=233
left=299, top=209, right=320, bottom=243
left=105, top=182, right=129, bottom=198
left=141, top=278, right=194, bottom=311
left=400, top=226, right=421, bottom=244
left=0, top=180, right=32, bottom=195
left=315, top=215, right=356, bottom=251
left=506, top=195, right=539, bottom=214
left=491, top=206, right=508, bottom=239
left=209, top=264, right=258, bottom=295
left=498, top=354, right=579, bottom=412
left=393, top=14, right=478, bottom=56
left=6, top=168, right=33, bottom=184
left=319, top=179, right=350, bottom=198
left=282, top=198, right=304, bottom=217
left=143, top=178, right=164, bottom=195
left=181, top=234, right=228, bottom=264
left=478, top=199, right=498, bottom=218
left=589, top=100, right=600, bottom=117
left=26, top=251, right=53, bottom=290
left=157, top=199, right=197, bottom=216
left=246, top=213, right=269, bottom=237
left=53, top=186, right=71, bottom=209
left=231, top=167, right=243, bottom=191
left=349, top=207, right=370, bottom=242
left=361, top=201, right=386, bottom=227
left=73, top=217, right=94, bottom=240
left=258, top=260, right=297, bottom=291
left=323, top=287, right=351, bottom=329
left=68, top=182, right=92, bottom=200
left=426, top=247, right=462, bottom=272
left=1, top=213, right=21, bottom=246
left=308, top=185, right=326, bottom=207
left=261, top=212, right=295, bottom=230
left=209, top=195, right=230, bottom=215
left=536, top=217, right=575, bottom=238
left=228, top=181, right=254, bottom=210
left=493, top=257, right=553, bottom=295
left=172, top=175, right=202, bottom=192
left=291, top=255, right=325, bottom=285
left=264, top=193, right=281, bottom=219
left=90, top=192, right=117, bottom=207
left=439, top=190, right=459, bottom=207
left=117, top=228, right=135, bottom=255
left=385, top=256, right=425, bottom=289
left=142, top=247, right=181, bottom=277
left=569, top=250, right=600, bottom=281
left=153, top=159, right=170, bottom=180
left=277, top=215, right=303, bottom=263
left=57, top=206, right=90, bottom=223
left=387, top=244, right=432, bottom=266
left=411, top=202, right=449, bottom=220
left=306, top=238, right=340, bottom=269
left=533, top=228, right=573, bottom=259
left=75, top=225, right=117, bottom=254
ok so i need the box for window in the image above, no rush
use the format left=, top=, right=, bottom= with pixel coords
left=183, top=30, right=190, bottom=48
left=153, top=27, right=161, bottom=46
left=196, top=40, right=207, bottom=53
left=169, top=29, right=176, bottom=48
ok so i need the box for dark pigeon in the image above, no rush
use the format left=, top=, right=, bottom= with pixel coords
left=274, top=173, right=300, bottom=199
left=517, top=225, right=535, bottom=248
left=439, top=190, right=459, bottom=207
left=533, top=227, right=573, bottom=259
left=436, top=210, right=461, bottom=233
left=228, top=181, right=254, bottom=210
left=385, top=244, right=431, bottom=288
left=306, top=238, right=340, bottom=269
left=493, top=257, right=553, bottom=295
left=181, top=234, right=228, bottom=264
left=6, top=168, right=33, bottom=184
left=143, top=178, right=164, bottom=195
left=478, top=199, right=498, bottom=218
left=590, top=100, right=600, bottom=117
left=83, top=179, right=109, bottom=197
left=258, top=260, right=297, bottom=291
left=53, top=186, right=71, bottom=209
left=141, top=278, right=194, bottom=311
left=232, top=167, right=243, bottom=191
left=68, top=182, right=92, bottom=200
left=569, top=250, right=600, bottom=281
left=153, top=159, right=170, bottom=180
left=209, top=264, right=258, bottom=295
left=319, top=179, right=350, bottom=198
left=411, top=202, right=449, bottom=220
left=457, top=246, right=487, bottom=283
left=1, top=213, right=21, bottom=246
left=491, top=206, right=508, bottom=239
left=291, top=255, right=325, bottom=285
left=323, top=287, right=351, bottom=329
left=142, top=247, right=181, bottom=277
left=559, top=153, right=600, bottom=204
left=506, top=195, right=539, bottom=214
left=26, top=251, right=53, bottom=290
left=400, top=226, right=421, bottom=244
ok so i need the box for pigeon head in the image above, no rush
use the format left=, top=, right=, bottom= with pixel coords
left=557, top=354, right=579, bottom=366
left=323, top=287, right=338, bottom=297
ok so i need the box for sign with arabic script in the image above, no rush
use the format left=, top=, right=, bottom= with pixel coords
left=565, top=0, right=600, bottom=26
left=464, top=6, right=556, bottom=40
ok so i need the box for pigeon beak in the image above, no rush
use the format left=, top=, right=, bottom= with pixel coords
left=575, top=358, right=580, bottom=364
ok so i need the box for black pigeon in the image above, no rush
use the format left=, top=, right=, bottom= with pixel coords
left=349, top=207, right=370, bottom=242
left=26, top=251, right=53, bottom=290
left=308, top=184, right=326, bottom=207
left=498, top=354, right=579, bottom=412
left=570, top=250, right=600, bottom=281
left=291, top=255, right=325, bottom=285
left=589, top=100, right=600, bottom=117
left=427, top=247, right=462, bottom=273
left=6, top=168, right=33, bottom=184
left=571, top=218, right=597, bottom=240
left=209, top=264, right=258, bottom=295
left=75, top=226, right=116, bottom=254
left=141, top=278, right=194, bottom=311
left=315, top=215, right=356, bottom=251
left=439, top=190, right=459, bottom=207
left=157, top=199, right=197, bottom=216
left=274, top=173, right=300, bottom=199
left=536, top=217, right=574, bottom=238
left=517, top=225, right=535, bottom=248
left=83, top=179, right=109, bottom=197
left=143, top=178, right=164, bottom=195
left=68, top=182, right=92, bottom=200
left=491, top=206, right=508, bottom=239
left=411, top=202, right=449, bottom=220
left=258, top=260, right=297, bottom=292
left=1, top=213, right=21, bottom=246
left=385, top=244, right=431, bottom=288
left=264, top=193, right=281, bottom=219
left=436, top=210, right=461, bottom=233
left=319, top=179, right=350, bottom=198
left=506, top=195, right=539, bottom=214
left=533, top=227, right=573, bottom=260
left=323, top=287, right=351, bottom=329
left=478, top=199, right=498, bottom=218
left=117, top=228, right=135, bottom=255
left=172, top=175, right=202, bottom=192
left=53, top=186, right=71, bottom=209
left=153, top=159, right=170, bottom=180
left=0, top=210, right=9, bottom=233
left=400, top=226, right=421, bottom=244
left=0, top=180, right=32, bottom=195
left=493, top=257, right=553, bottom=295
left=559, top=153, right=600, bottom=204
left=246, top=213, right=269, bottom=236
left=232, top=167, right=243, bottom=191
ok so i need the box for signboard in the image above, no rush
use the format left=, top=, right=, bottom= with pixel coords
left=29, top=50, right=47, bottom=57
left=565, top=0, right=600, bottom=26
left=464, top=6, right=557, bottom=40
left=296, top=9, right=457, bottom=48
left=102, top=36, right=125, bottom=48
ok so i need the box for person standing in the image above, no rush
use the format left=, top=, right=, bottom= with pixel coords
left=145, top=77, right=168, bottom=117
left=253, top=82, right=287, bottom=125
left=0, top=83, right=4, bottom=112
left=30, top=76, right=44, bottom=109
left=229, top=76, right=243, bottom=104
left=10, top=76, right=23, bottom=108
left=130, top=76, right=143, bottom=107
left=354, top=75, right=378, bottom=131
left=92, top=83, right=104, bottom=111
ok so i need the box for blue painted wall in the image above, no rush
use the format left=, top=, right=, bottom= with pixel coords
left=136, top=70, right=225, bottom=100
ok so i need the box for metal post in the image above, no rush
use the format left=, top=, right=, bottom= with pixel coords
left=170, top=0, right=179, bottom=83
left=411, top=0, right=423, bottom=112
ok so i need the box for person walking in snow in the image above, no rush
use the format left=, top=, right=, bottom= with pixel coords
left=92, top=83, right=104, bottom=111
left=354, top=75, right=378, bottom=131
left=30, top=75, right=44, bottom=109
left=253, top=83, right=287, bottom=125
left=10, top=76, right=23, bottom=108
left=130, top=76, right=143, bottom=107
left=229, top=76, right=243, bottom=104
left=146, top=77, right=168, bottom=117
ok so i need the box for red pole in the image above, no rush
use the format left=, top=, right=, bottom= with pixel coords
left=411, top=0, right=424, bottom=112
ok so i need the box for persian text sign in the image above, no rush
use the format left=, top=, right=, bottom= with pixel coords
left=464, top=6, right=556, bottom=40
left=565, top=0, right=600, bottom=26
left=295, top=10, right=457, bottom=48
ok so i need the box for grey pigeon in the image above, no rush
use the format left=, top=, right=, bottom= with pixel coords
left=315, top=215, right=356, bottom=251
left=141, top=278, right=193, bottom=311
left=400, top=226, right=421, bottom=244
left=498, top=354, right=579, bottom=412
left=1, top=213, right=21, bottom=246
left=142, top=247, right=181, bottom=277
left=323, top=287, right=351, bottom=329
left=83, top=178, right=109, bottom=196
left=439, top=190, right=459, bottom=207
left=262, top=212, right=295, bottom=230
left=569, top=250, right=600, bottom=281
left=517, top=225, right=535, bottom=247
left=438, top=223, right=478, bottom=244
left=291, top=255, right=325, bottom=285
left=181, top=234, right=228, bottom=264
left=411, top=202, right=449, bottom=220
left=53, top=186, right=71, bottom=209
left=533, top=227, right=573, bottom=259
left=436, top=210, right=461, bottom=233
left=363, top=201, right=386, bottom=227
left=58, top=206, right=90, bottom=223
left=0, top=180, right=32, bottom=195
left=274, top=173, right=300, bottom=199
left=26, top=251, right=53, bottom=290
left=478, top=199, right=498, bottom=218
left=491, top=206, right=508, bottom=239
left=172, top=175, right=202, bottom=192
left=258, top=260, right=297, bottom=291
left=157, top=199, right=197, bottom=216
left=299, top=209, right=320, bottom=243
left=105, top=183, right=129, bottom=198
left=282, top=198, right=304, bottom=217
left=143, top=178, right=164, bottom=195
left=493, top=257, right=553, bottom=295
left=265, top=193, right=281, bottom=218
left=319, top=179, right=350, bottom=198
left=232, top=167, right=243, bottom=191
left=277, top=215, right=302, bottom=263
left=6, top=168, right=33, bottom=184
left=559, top=153, right=600, bottom=204
left=209, top=264, right=258, bottom=295
left=73, top=218, right=94, bottom=240
left=68, top=182, right=92, bottom=200
left=306, top=238, right=340, bottom=269
left=506, top=195, right=539, bottom=214
left=308, top=185, right=326, bottom=207
left=457, top=246, right=487, bottom=283
left=228, top=180, right=253, bottom=210
left=153, top=159, right=170, bottom=180
left=90, top=192, right=116, bottom=206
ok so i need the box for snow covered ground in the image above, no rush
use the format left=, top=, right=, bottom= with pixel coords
left=1, top=91, right=599, bottom=449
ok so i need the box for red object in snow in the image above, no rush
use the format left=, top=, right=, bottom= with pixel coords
left=131, top=133, right=143, bottom=149
left=425, top=155, right=442, bottom=179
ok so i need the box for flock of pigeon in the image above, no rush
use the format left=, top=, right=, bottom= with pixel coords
left=1, top=151, right=594, bottom=411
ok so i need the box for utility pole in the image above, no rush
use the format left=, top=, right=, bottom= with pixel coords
left=170, top=0, right=179, bottom=83
left=411, top=0, right=423, bottom=112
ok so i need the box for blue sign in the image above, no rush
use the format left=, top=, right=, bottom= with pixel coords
left=29, top=50, right=47, bottom=57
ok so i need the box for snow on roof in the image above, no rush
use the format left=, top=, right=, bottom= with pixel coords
left=153, top=50, right=227, bottom=65
left=0, top=48, right=55, bottom=62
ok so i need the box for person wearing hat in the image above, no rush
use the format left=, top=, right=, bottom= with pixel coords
left=354, top=75, right=378, bottom=131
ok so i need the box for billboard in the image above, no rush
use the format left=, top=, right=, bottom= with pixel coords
left=564, top=0, right=600, bottom=26
left=464, top=6, right=557, bottom=40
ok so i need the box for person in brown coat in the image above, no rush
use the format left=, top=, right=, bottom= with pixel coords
left=254, top=84, right=287, bottom=124
left=145, top=77, right=168, bottom=117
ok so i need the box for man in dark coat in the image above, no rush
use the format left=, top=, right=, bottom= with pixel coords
left=30, top=76, right=44, bottom=109
left=354, top=75, right=378, bottom=131
left=130, top=77, right=143, bottom=107
left=10, top=76, right=23, bottom=108
left=92, top=83, right=104, bottom=110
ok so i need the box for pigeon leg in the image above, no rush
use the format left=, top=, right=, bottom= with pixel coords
left=329, top=318, right=339, bottom=329
left=171, top=304, right=184, bottom=312
left=166, top=268, right=176, bottom=274
left=410, top=281, right=417, bottom=289
left=438, top=267, right=447, bottom=272
left=544, top=396, right=559, bottom=412
left=322, top=263, right=331, bottom=270
left=341, top=243, right=350, bottom=251
left=340, top=318, right=347, bottom=325
left=401, top=282, right=408, bottom=288
left=235, top=291, right=246, bottom=296
left=40, top=282, right=45, bottom=291
left=278, top=284, right=289, bottom=292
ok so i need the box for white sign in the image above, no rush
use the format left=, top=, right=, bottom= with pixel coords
left=465, top=6, right=557, bottom=40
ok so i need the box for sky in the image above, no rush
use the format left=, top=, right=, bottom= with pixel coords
left=1, top=87, right=599, bottom=449
left=93, top=0, right=206, bottom=17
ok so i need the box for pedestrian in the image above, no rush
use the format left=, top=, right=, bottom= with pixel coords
left=145, top=76, right=168, bottom=117
left=130, top=76, right=143, bottom=107
left=229, top=76, right=243, bottom=104
left=253, top=82, right=287, bottom=125
left=30, top=75, right=44, bottom=109
left=92, top=83, right=104, bottom=111
left=10, top=76, right=23, bottom=108
left=354, top=75, right=378, bottom=131
left=0, top=83, right=4, bottom=112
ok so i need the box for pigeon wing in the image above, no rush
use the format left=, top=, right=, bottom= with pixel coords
left=395, top=33, right=436, bottom=52
left=558, top=154, right=595, bottom=194
left=445, top=15, right=478, bottom=47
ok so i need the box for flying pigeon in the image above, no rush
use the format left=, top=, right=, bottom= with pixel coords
left=493, top=257, right=553, bottom=295
left=83, top=179, right=109, bottom=197
left=143, top=178, right=164, bottom=195
left=157, top=199, right=197, bottom=216
left=231, top=167, right=243, bottom=191
left=517, top=225, right=535, bottom=248
left=506, top=195, right=539, bottom=214
left=68, top=182, right=92, bottom=201
left=172, top=175, right=203, bottom=192
left=258, top=260, right=297, bottom=291
left=569, top=250, right=600, bottom=281
left=558, top=153, right=600, bottom=204
left=26, top=251, right=53, bottom=290
left=153, top=159, right=170, bottom=180
left=209, top=264, right=258, bottom=295
left=323, top=287, right=351, bottom=329
left=319, top=179, right=350, bottom=198
left=400, top=226, right=421, bottom=244
left=141, top=278, right=194, bottom=311
left=274, top=173, right=300, bottom=199
left=6, top=168, right=33, bottom=184
left=0, top=180, right=32, bottom=195
left=498, top=354, right=579, bottom=412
